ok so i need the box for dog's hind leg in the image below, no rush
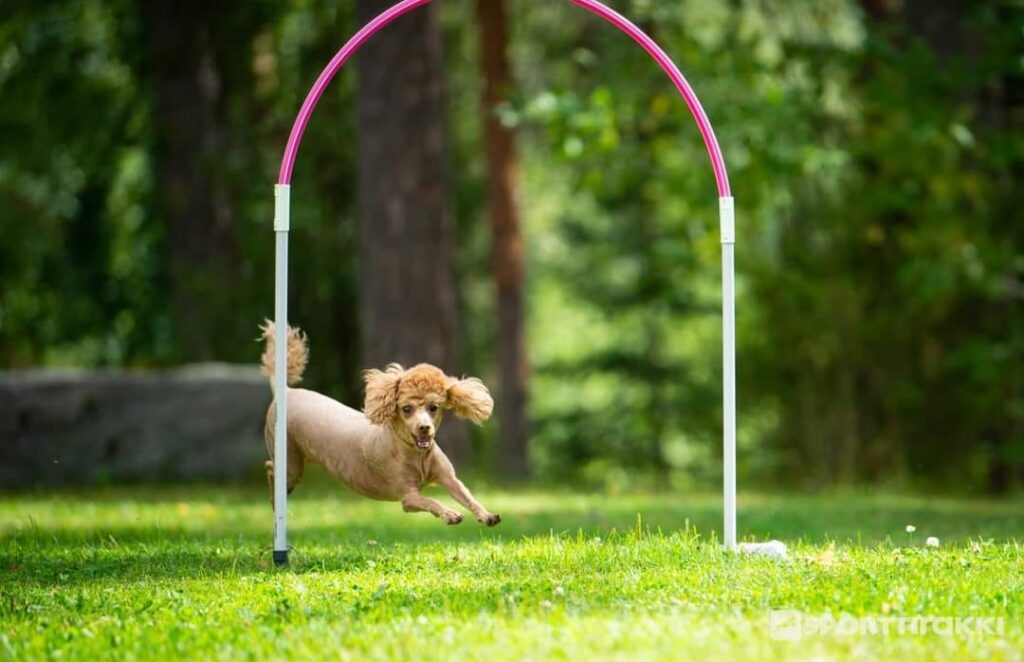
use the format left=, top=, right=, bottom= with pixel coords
left=285, top=441, right=305, bottom=493
left=264, top=439, right=306, bottom=507
left=265, top=460, right=275, bottom=506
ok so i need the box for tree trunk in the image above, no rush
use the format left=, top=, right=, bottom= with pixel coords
left=140, top=1, right=240, bottom=361
left=355, top=0, right=470, bottom=463
left=476, top=0, right=529, bottom=479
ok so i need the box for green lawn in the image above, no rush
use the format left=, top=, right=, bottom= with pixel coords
left=1, top=478, right=1022, bottom=660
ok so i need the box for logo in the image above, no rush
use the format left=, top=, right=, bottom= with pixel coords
left=769, top=610, right=804, bottom=641
left=769, top=611, right=1006, bottom=640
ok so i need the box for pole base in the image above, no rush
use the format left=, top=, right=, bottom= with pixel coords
left=273, top=549, right=289, bottom=567
left=739, top=540, right=788, bottom=559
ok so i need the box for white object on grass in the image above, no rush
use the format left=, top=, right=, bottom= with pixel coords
left=738, top=540, right=788, bottom=559
left=926, top=536, right=940, bottom=548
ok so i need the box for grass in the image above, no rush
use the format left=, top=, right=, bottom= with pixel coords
left=1, top=475, right=1022, bottom=660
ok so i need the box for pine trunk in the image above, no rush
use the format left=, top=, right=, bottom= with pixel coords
left=476, top=0, right=529, bottom=478
left=140, top=1, right=240, bottom=361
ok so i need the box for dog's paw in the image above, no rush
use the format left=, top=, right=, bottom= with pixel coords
left=480, top=513, right=501, bottom=527
left=443, top=512, right=464, bottom=525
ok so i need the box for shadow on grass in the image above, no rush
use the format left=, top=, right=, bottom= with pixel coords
left=2, top=481, right=1021, bottom=587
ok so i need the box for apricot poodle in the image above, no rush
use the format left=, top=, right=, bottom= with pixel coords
left=259, top=321, right=501, bottom=526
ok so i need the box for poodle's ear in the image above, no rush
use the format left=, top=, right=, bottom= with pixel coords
left=446, top=376, right=494, bottom=424
left=363, top=363, right=404, bottom=425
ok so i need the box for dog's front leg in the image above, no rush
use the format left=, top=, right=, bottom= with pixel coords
left=401, top=491, right=463, bottom=525
left=439, top=476, right=501, bottom=527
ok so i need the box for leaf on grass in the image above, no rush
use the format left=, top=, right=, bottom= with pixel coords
left=815, top=541, right=837, bottom=567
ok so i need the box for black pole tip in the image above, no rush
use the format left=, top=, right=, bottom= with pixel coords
left=273, top=550, right=289, bottom=567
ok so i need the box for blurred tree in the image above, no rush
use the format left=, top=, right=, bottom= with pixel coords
left=257, top=0, right=364, bottom=405
left=747, top=0, right=1023, bottom=491
left=354, top=0, right=470, bottom=462
left=477, top=0, right=529, bottom=478
left=138, top=1, right=272, bottom=360
left=512, top=3, right=725, bottom=486
left=0, top=0, right=170, bottom=367
left=856, top=0, right=1024, bottom=492
left=1, top=0, right=1019, bottom=491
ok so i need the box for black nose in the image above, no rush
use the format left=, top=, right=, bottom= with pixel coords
left=418, top=424, right=430, bottom=433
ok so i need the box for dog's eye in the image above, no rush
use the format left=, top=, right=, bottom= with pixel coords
left=428, top=404, right=439, bottom=413
left=401, top=405, right=413, bottom=415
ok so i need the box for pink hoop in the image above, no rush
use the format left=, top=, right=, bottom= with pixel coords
left=276, top=0, right=731, bottom=198
left=271, top=0, right=740, bottom=559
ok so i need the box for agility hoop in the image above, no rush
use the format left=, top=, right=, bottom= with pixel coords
left=271, top=0, right=736, bottom=566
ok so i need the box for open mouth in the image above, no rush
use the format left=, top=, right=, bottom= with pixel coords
left=414, top=435, right=432, bottom=450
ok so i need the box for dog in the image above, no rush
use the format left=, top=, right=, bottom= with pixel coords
left=259, top=321, right=501, bottom=526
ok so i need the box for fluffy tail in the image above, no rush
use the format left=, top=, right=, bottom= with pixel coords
left=259, top=319, right=309, bottom=390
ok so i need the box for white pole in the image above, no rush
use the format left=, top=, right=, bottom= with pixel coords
left=720, top=196, right=737, bottom=552
left=273, top=184, right=291, bottom=566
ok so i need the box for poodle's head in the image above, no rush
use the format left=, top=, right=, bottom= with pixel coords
left=363, top=363, right=493, bottom=452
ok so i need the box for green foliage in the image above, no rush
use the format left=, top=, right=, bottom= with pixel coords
left=505, top=0, right=1022, bottom=491
left=512, top=0, right=869, bottom=487
left=742, top=1, right=1024, bottom=489
left=1, top=485, right=1022, bottom=659
left=0, top=0, right=367, bottom=400
left=0, top=0, right=168, bottom=365
left=0, top=0, right=1020, bottom=487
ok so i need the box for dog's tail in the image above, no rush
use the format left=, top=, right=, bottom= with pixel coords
left=259, top=319, right=309, bottom=390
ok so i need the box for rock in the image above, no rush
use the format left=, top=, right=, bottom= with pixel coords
left=738, top=540, right=789, bottom=559
left=0, top=365, right=269, bottom=488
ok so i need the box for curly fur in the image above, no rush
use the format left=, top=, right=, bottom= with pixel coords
left=259, top=319, right=309, bottom=388
left=362, top=363, right=404, bottom=425
left=446, top=377, right=494, bottom=424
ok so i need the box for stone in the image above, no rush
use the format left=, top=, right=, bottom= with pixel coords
left=0, top=365, right=269, bottom=488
